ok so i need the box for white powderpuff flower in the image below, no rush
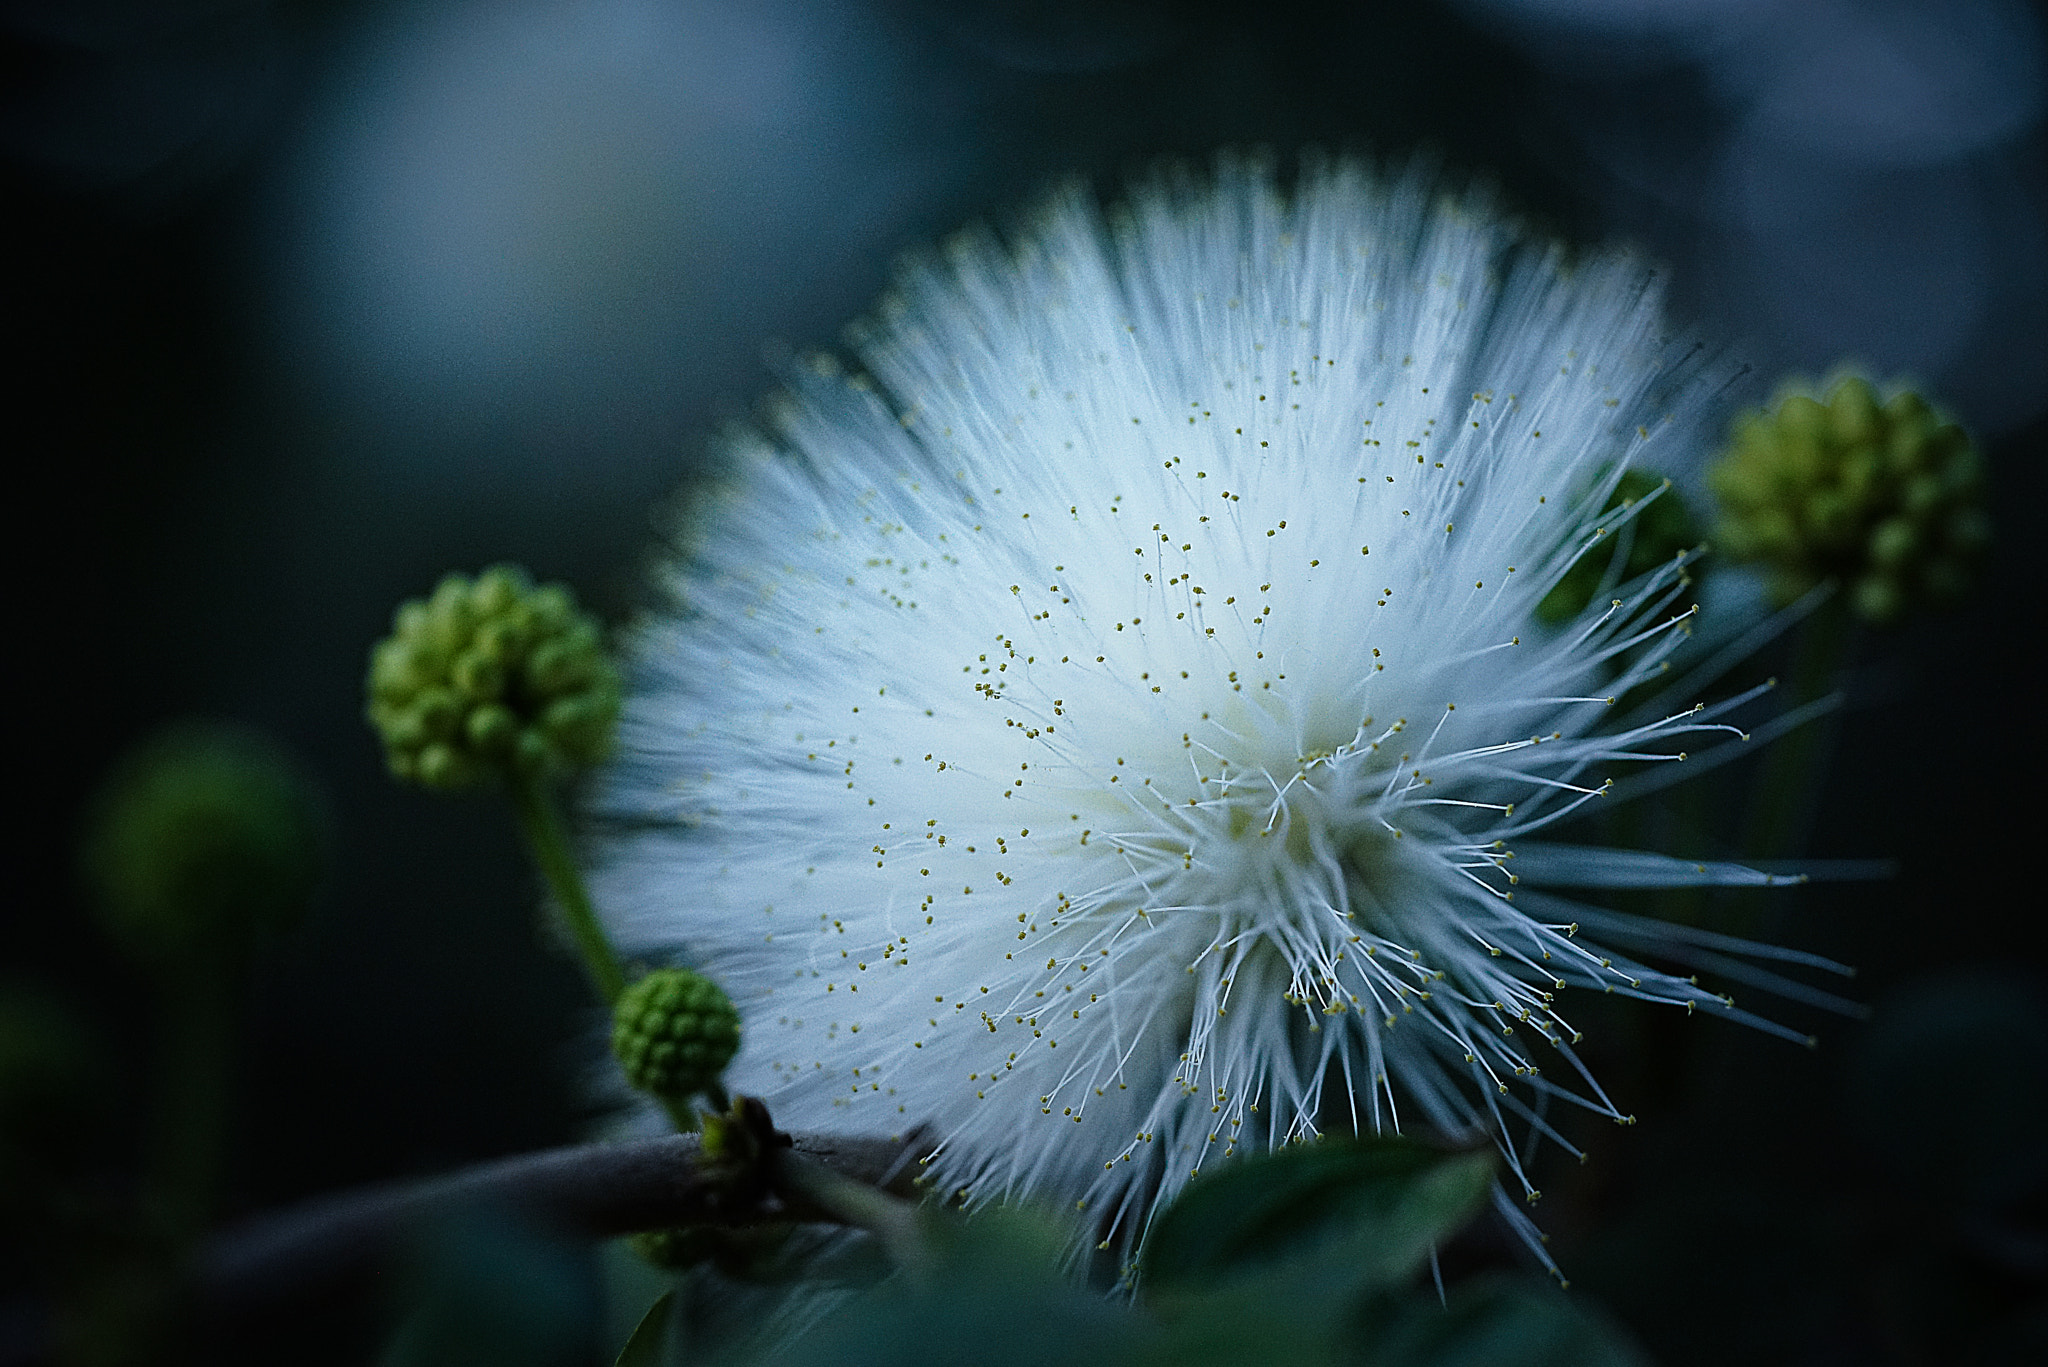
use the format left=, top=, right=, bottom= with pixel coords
left=595, top=158, right=1843, bottom=1257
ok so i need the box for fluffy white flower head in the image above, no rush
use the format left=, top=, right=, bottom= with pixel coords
left=599, top=160, right=1824, bottom=1252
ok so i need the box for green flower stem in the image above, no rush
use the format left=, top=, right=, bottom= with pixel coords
left=510, top=774, right=625, bottom=1006
left=1744, top=601, right=1854, bottom=862
left=773, top=1148, right=928, bottom=1275
left=667, top=1087, right=730, bottom=1135
left=147, top=961, right=234, bottom=1247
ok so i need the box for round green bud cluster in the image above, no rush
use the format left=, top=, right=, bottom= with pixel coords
left=611, top=968, right=741, bottom=1102
left=1708, top=377, right=1988, bottom=623
left=366, top=565, right=622, bottom=791
left=83, top=724, right=325, bottom=961
left=1537, top=467, right=1700, bottom=625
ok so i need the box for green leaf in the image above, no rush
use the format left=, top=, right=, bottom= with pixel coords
left=770, top=1208, right=1150, bottom=1367
left=1129, top=1276, right=1348, bottom=1367
left=1355, top=1275, right=1649, bottom=1367
left=613, top=1290, right=674, bottom=1367
left=1140, top=1136, right=1493, bottom=1302
left=378, top=1207, right=595, bottom=1367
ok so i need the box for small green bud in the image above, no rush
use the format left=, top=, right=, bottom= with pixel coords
left=1538, top=467, right=1701, bottom=624
left=465, top=703, right=520, bottom=754
left=366, top=565, right=622, bottom=792
left=611, top=968, right=741, bottom=1103
left=1708, top=376, right=1986, bottom=623
left=82, top=724, right=325, bottom=962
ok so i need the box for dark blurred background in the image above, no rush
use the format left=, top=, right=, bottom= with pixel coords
left=6, top=0, right=2046, bottom=1362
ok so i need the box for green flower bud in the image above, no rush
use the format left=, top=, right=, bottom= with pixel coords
left=1538, top=467, right=1701, bottom=625
left=611, top=968, right=741, bottom=1103
left=1708, top=377, right=1986, bottom=623
left=82, top=724, right=325, bottom=961
left=366, top=565, right=622, bottom=791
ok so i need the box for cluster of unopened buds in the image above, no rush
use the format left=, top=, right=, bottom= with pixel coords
left=365, top=565, right=621, bottom=791
left=611, top=967, right=743, bottom=1106
left=1709, top=376, right=1987, bottom=623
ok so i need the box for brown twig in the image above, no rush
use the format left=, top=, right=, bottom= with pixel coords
left=196, top=1128, right=921, bottom=1311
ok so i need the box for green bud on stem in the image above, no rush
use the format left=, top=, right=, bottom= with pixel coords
left=82, top=723, right=324, bottom=964
left=612, top=968, right=741, bottom=1107
left=366, top=565, right=622, bottom=791
left=1708, top=376, right=1987, bottom=624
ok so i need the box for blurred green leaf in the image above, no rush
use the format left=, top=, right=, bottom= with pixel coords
left=717, top=1169, right=1643, bottom=1367
left=614, top=1289, right=674, bottom=1367
left=766, top=1207, right=1146, bottom=1367
left=1140, top=1135, right=1494, bottom=1302
left=379, top=1206, right=596, bottom=1367
left=1356, top=1274, right=1649, bottom=1367
left=1132, top=1274, right=1348, bottom=1367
